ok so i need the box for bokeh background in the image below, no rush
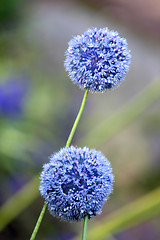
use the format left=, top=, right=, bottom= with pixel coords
left=0, top=0, right=160, bottom=239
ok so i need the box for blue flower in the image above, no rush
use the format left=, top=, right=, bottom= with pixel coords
left=0, top=76, right=29, bottom=117
left=65, top=27, right=131, bottom=92
left=39, top=146, right=114, bottom=221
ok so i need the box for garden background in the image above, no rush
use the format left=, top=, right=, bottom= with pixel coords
left=0, top=0, right=160, bottom=239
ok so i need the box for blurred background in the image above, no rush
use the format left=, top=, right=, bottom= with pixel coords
left=0, top=0, right=160, bottom=239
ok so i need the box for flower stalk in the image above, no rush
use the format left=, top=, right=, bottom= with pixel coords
left=30, top=89, right=89, bottom=240
left=82, top=215, right=88, bottom=240
left=30, top=203, right=47, bottom=240
left=65, top=88, right=89, bottom=148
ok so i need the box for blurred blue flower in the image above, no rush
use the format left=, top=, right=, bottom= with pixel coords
left=65, top=28, right=131, bottom=92
left=39, top=146, right=114, bottom=221
left=0, top=76, right=29, bottom=117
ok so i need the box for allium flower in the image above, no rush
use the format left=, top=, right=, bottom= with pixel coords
left=39, top=146, right=114, bottom=221
left=0, top=77, right=29, bottom=117
left=65, top=27, right=131, bottom=92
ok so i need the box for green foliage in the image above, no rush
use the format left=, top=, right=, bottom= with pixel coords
left=0, top=177, right=39, bottom=231
left=0, top=0, right=21, bottom=28
left=80, top=78, right=160, bottom=148
left=0, top=79, right=160, bottom=238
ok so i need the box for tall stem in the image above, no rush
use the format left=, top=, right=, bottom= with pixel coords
left=82, top=215, right=88, bottom=240
left=65, top=88, right=89, bottom=147
left=30, top=204, right=47, bottom=240
left=30, top=89, right=89, bottom=240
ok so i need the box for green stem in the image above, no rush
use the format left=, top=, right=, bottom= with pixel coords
left=82, top=215, right=88, bottom=240
left=30, top=203, right=47, bottom=240
left=30, top=89, right=89, bottom=240
left=65, top=88, right=89, bottom=147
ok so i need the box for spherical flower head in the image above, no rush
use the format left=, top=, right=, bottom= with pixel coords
left=39, top=146, right=114, bottom=221
left=65, top=27, right=131, bottom=92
